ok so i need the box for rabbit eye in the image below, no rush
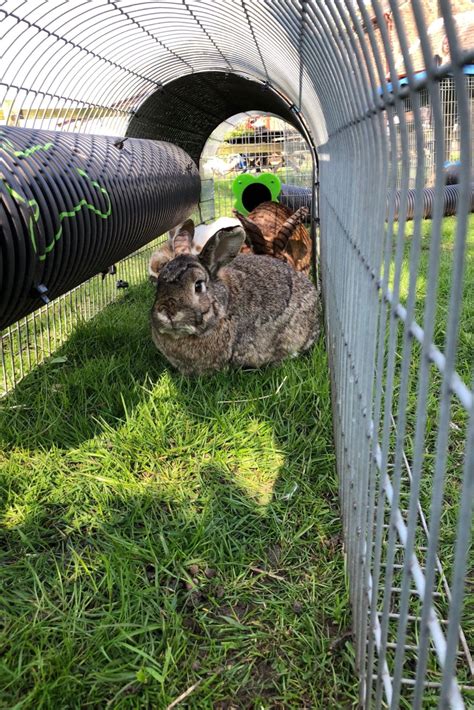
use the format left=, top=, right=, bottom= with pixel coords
left=195, top=280, right=206, bottom=294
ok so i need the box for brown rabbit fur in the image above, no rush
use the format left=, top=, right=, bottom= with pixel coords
left=149, top=217, right=250, bottom=283
left=150, top=221, right=319, bottom=376
left=149, top=203, right=310, bottom=284
left=149, top=219, right=196, bottom=282
left=233, top=201, right=312, bottom=274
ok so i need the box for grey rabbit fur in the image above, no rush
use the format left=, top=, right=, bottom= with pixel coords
left=150, top=219, right=320, bottom=376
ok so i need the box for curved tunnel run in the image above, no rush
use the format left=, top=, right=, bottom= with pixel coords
left=1, top=3, right=473, bottom=707
left=126, top=72, right=306, bottom=167
left=0, top=0, right=392, bottom=319
left=1, top=1, right=333, bottom=325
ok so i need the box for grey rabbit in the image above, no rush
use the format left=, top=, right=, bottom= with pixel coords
left=150, top=220, right=320, bottom=376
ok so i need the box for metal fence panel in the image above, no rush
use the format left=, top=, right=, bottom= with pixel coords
left=319, top=2, right=473, bottom=707
left=0, top=238, right=163, bottom=397
left=0, top=1, right=472, bottom=706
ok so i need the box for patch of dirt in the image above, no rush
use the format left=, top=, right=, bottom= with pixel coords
left=329, top=629, right=353, bottom=654
left=216, top=689, right=289, bottom=710
left=145, top=563, right=156, bottom=581
left=323, top=533, right=343, bottom=554
left=326, top=624, right=353, bottom=656
left=267, top=543, right=283, bottom=567
left=292, top=600, right=304, bottom=615
left=253, top=659, right=275, bottom=683
left=216, top=601, right=250, bottom=621
left=181, top=616, right=202, bottom=635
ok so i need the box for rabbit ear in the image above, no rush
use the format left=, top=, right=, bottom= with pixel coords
left=172, top=219, right=195, bottom=255
left=149, top=252, right=162, bottom=283
left=180, top=219, right=195, bottom=238
left=149, top=241, right=174, bottom=282
left=232, top=209, right=271, bottom=256
left=199, top=225, right=245, bottom=276
left=169, top=218, right=195, bottom=240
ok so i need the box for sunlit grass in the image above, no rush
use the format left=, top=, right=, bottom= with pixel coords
left=382, top=214, right=473, bottom=700
left=1, top=208, right=471, bottom=708
left=0, top=282, right=355, bottom=709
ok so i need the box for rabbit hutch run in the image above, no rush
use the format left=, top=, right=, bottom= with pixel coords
left=0, top=1, right=473, bottom=708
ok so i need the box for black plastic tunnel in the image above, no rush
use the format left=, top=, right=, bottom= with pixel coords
left=0, top=127, right=200, bottom=329
left=278, top=182, right=474, bottom=220
left=0, top=72, right=317, bottom=330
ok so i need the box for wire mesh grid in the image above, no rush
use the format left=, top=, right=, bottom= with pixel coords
left=319, top=3, right=473, bottom=708
left=0, top=1, right=473, bottom=708
left=394, top=76, right=474, bottom=189
left=0, top=237, right=164, bottom=397
left=200, top=113, right=313, bottom=218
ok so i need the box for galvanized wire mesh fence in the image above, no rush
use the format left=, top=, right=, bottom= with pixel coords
left=1, top=1, right=473, bottom=707
left=200, top=114, right=313, bottom=218
left=394, top=75, right=474, bottom=188
left=0, top=238, right=164, bottom=397
left=319, top=3, right=473, bottom=707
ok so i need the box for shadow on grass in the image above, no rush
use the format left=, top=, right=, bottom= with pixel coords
left=0, top=282, right=356, bottom=708
left=0, top=284, right=165, bottom=450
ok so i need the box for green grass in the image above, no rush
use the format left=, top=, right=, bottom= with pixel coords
left=1, top=213, right=472, bottom=708
left=0, top=283, right=356, bottom=709
left=390, top=215, right=473, bottom=378
left=0, top=239, right=164, bottom=397
left=380, top=215, right=474, bottom=700
left=390, top=214, right=473, bottom=513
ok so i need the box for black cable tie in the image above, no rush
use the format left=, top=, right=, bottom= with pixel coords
left=34, top=283, right=49, bottom=304
left=101, top=264, right=116, bottom=280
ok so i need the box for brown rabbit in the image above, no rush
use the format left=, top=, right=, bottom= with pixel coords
left=150, top=221, right=319, bottom=376
left=233, top=202, right=312, bottom=274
